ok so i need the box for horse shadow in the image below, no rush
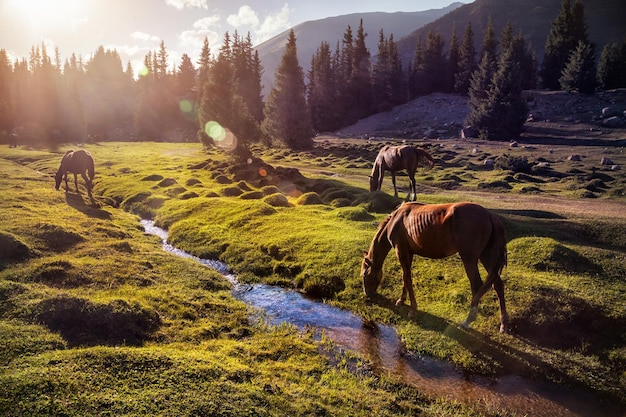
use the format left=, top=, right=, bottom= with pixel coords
left=367, top=294, right=583, bottom=388
left=65, top=192, right=111, bottom=220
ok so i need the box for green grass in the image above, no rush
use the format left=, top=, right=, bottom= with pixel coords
left=1, top=140, right=625, bottom=415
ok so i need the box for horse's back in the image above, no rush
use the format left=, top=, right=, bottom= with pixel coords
left=61, top=149, right=93, bottom=173
left=391, top=202, right=495, bottom=258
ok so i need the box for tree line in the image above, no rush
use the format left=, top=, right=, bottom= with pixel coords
left=1, top=0, right=625, bottom=150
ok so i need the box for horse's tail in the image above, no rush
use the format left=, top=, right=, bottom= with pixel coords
left=488, top=213, right=508, bottom=275
left=415, top=148, right=435, bottom=170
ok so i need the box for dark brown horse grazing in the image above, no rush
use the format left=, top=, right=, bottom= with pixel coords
left=361, top=202, right=509, bottom=332
left=369, top=145, right=435, bottom=201
left=55, top=149, right=95, bottom=197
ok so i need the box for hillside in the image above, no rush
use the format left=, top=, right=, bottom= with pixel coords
left=396, top=0, right=626, bottom=67
left=335, top=89, right=626, bottom=146
left=254, top=3, right=464, bottom=95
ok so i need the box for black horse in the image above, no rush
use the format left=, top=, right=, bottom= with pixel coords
left=55, top=149, right=95, bottom=197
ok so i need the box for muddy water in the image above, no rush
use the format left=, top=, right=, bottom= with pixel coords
left=142, top=220, right=623, bottom=417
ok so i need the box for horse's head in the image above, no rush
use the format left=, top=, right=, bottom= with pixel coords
left=368, top=174, right=379, bottom=192
left=54, top=170, right=63, bottom=190
left=361, top=252, right=382, bottom=297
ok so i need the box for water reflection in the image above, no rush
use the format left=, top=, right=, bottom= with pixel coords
left=142, top=220, right=623, bottom=417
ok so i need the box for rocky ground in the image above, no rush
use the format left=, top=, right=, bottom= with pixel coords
left=336, top=89, right=626, bottom=146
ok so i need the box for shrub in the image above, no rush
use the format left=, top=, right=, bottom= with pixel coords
left=495, top=154, right=532, bottom=173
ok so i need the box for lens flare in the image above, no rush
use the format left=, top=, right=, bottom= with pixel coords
left=179, top=99, right=193, bottom=113
left=204, top=121, right=237, bottom=150
left=258, top=168, right=267, bottom=177
left=139, top=65, right=150, bottom=77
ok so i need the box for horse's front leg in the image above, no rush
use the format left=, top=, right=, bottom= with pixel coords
left=391, top=172, right=398, bottom=198
left=63, top=173, right=69, bottom=192
left=74, top=173, right=80, bottom=193
left=396, top=250, right=417, bottom=317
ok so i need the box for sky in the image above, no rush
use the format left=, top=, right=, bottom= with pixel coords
left=0, top=0, right=465, bottom=75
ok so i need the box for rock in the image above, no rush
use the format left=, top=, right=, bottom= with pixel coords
left=510, top=141, right=519, bottom=148
left=601, top=157, right=613, bottom=165
left=603, top=116, right=624, bottom=128
left=461, top=126, right=478, bottom=139
left=483, top=158, right=494, bottom=167
left=611, top=165, right=621, bottom=171
left=602, top=106, right=620, bottom=118
left=568, top=154, right=582, bottom=161
left=424, top=128, right=438, bottom=139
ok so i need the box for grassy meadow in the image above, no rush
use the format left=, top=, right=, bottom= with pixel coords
left=1, top=138, right=625, bottom=415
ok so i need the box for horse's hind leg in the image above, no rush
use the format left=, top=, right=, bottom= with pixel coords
left=460, top=256, right=483, bottom=328
left=73, top=173, right=80, bottom=193
left=492, top=275, right=508, bottom=333
left=80, top=172, right=92, bottom=196
left=408, top=173, right=417, bottom=201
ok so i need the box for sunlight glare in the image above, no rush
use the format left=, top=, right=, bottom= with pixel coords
left=6, top=0, right=87, bottom=29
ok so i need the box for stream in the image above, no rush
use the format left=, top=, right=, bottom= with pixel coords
left=142, top=220, right=623, bottom=417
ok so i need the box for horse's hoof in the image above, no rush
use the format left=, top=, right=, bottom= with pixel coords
left=395, top=298, right=404, bottom=306
left=499, top=324, right=509, bottom=334
left=407, top=310, right=416, bottom=319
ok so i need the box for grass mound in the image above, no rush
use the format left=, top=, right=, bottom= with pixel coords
left=35, top=224, right=84, bottom=252
left=335, top=207, right=375, bottom=222
left=34, top=295, right=161, bottom=347
left=511, top=286, right=623, bottom=351
left=31, top=260, right=90, bottom=288
left=353, top=191, right=400, bottom=213
left=508, top=237, right=598, bottom=274
left=0, top=231, right=33, bottom=265
left=296, top=192, right=323, bottom=205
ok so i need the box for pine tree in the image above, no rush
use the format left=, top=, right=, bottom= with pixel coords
left=0, top=49, right=14, bottom=137
left=446, top=25, right=459, bottom=93
left=466, top=37, right=527, bottom=141
left=199, top=33, right=260, bottom=155
left=408, top=33, right=424, bottom=99
left=597, top=38, right=626, bottom=90
left=348, top=20, right=373, bottom=121
left=262, top=30, right=313, bottom=150
left=559, top=40, right=596, bottom=94
left=308, top=41, right=340, bottom=132
left=540, top=0, right=590, bottom=89
left=455, top=22, right=476, bottom=94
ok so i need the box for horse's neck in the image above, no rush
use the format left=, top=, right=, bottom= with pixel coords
left=368, top=220, right=392, bottom=269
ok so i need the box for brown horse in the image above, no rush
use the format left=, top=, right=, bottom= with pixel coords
left=369, top=145, right=435, bottom=201
left=55, top=149, right=95, bottom=197
left=361, top=202, right=509, bottom=332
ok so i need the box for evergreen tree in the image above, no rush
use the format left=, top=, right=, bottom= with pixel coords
left=348, top=20, right=373, bottom=121
left=559, top=40, right=596, bottom=94
left=372, top=30, right=404, bottom=112
left=446, top=25, right=460, bottom=93
left=0, top=49, right=14, bottom=138
left=407, top=33, right=424, bottom=99
left=196, top=37, right=212, bottom=100
left=480, top=17, right=497, bottom=62
left=540, top=0, right=590, bottom=89
left=199, top=34, right=260, bottom=154
left=308, top=41, right=340, bottom=132
left=262, top=30, right=313, bottom=149
left=501, top=22, right=538, bottom=90
left=597, top=38, right=626, bottom=90
left=455, top=22, right=476, bottom=94
left=466, top=39, right=527, bottom=141
left=232, top=32, right=264, bottom=122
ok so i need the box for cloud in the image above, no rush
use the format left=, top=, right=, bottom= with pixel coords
left=227, top=5, right=259, bottom=28
left=256, top=4, right=291, bottom=43
left=131, top=31, right=160, bottom=42
left=193, top=15, right=221, bottom=30
left=72, top=17, right=88, bottom=33
left=165, top=0, right=208, bottom=10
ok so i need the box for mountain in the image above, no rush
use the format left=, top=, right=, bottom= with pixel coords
left=254, top=3, right=465, bottom=96
left=396, top=0, right=626, bottom=67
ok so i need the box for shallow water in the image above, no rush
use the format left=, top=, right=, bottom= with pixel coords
left=142, top=220, right=624, bottom=417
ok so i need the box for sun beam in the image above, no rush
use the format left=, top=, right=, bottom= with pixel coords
left=5, top=0, right=87, bottom=30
